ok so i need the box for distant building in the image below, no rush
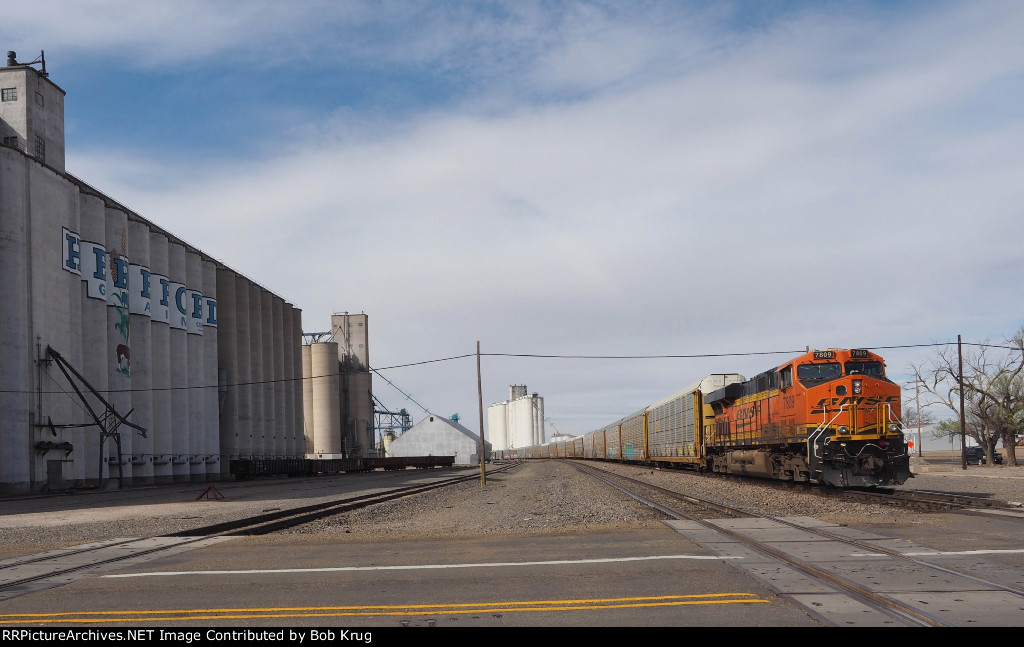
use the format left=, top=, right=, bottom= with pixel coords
left=388, top=415, right=490, bottom=466
left=487, top=385, right=545, bottom=451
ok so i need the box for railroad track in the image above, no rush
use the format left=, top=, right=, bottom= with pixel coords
left=834, top=487, right=1024, bottom=511
left=0, top=464, right=519, bottom=602
left=693, top=465, right=1024, bottom=513
left=573, top=462, right=1024, bottom=627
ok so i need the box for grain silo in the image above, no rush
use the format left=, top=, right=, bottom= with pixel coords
left=486, top=385, right=546, bottom=450
left=310, top=342, right=343, bottom=457
left=0, top=54, right=306, bottom=494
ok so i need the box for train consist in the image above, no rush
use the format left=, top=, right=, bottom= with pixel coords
left=500, top=349, right=911, bottom=487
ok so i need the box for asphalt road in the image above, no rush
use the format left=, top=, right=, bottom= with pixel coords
left=2, top=465, right=1023, bottom=629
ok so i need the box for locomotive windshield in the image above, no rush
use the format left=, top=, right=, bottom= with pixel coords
left=844, top=361, right=885, bottom=378
left=797, top=362, right=841, bottom=385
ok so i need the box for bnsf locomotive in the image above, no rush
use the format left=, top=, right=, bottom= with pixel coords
left=510, top=348, right=911, bottom=487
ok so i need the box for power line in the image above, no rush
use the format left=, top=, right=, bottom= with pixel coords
left=6, top=340, right=1018, bottom=396
left=368, top=367, right=435, bottom=418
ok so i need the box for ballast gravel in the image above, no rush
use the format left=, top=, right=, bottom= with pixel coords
left=1, top=460, right=1021, bottom=557
left=280, top=460, right=1024, bottom=542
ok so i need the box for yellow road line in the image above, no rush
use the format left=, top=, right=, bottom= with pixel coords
left=0, top=594, right=770, bottom=624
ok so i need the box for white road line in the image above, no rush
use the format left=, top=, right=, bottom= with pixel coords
left=103, top=554, right=743, bottom=578
left=850, top=548, right=1024, bottom=557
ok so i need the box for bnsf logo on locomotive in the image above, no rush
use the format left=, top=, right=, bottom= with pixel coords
left=811, top=395, right=898, bottom=414
left=736, top=402, right=759, bottom=421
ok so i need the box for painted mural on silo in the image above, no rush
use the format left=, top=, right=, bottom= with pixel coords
left=185, top=251, right=205, bottom=481
left=149, top=231, right=173, bottom=483
left=167, top=242, right=190, bottom=481
left=128, top=220, right=154, bottom=484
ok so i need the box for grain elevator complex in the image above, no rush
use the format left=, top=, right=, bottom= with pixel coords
left=0, top=53, right=376, bottom=495
left=487, top=385, right=545, bottom=453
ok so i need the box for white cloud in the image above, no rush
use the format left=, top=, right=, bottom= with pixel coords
left=52, top=1, right=1024, bottom=434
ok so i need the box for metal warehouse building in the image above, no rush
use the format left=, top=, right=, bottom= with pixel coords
left=0, top=54, right=305, bottom=495
left=387, top=414, right=490, bottom=466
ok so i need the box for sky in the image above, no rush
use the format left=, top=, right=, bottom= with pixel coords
left=4, top=1, right=1024, bottom=439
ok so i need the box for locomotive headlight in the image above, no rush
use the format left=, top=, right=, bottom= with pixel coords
left=852, top=379, right=863, bottom=394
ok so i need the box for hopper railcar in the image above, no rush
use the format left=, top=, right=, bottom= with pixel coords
left=511, top=348, right=911, bottom=487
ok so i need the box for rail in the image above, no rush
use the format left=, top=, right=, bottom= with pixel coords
left=572, top=462, right=1024, bottom=627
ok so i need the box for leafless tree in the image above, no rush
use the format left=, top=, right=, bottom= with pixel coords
left=909, top=327, right=1024, bottom=467
left=898, top=403, right=936, bottom=428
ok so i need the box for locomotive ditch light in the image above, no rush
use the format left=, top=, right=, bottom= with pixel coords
left=888, top=424, right=899, bottom=432
left=852, top=379, right=863, bottom=394
left=838, top=426, right=849, bottom=435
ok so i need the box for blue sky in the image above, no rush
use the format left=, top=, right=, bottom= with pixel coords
left=5, top=1, right=1024, bottom=437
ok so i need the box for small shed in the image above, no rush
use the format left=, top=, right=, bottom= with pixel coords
left=387, top=415, right=491, bottom=466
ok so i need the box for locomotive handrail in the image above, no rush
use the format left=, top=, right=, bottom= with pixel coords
left=807, top=404, right=849, bottom=462
left=884, top=403, right=904, bottom=428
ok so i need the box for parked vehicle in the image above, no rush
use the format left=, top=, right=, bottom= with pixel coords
left=965, top=446, right=1002, bottom=465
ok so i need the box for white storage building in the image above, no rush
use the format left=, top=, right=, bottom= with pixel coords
left=387, top=415, right=490, bottom=466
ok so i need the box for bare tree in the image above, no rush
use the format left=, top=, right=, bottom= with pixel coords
left=910, top=327, right=1024, bottom=467
left=899, top=405, right=935, bottom=428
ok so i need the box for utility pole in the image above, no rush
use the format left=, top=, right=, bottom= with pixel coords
left=477, top=341, right=486, bottom=487
left=959, top=335, right=967, bottom=471
left=915, top=377, right=922, bottom=458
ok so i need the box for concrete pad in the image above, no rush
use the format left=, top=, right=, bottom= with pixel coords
left=825, top=559, right=1002, bottom=593
left=0, top=539, right=130, bottom=566
left=884, top=591, right=1024, bottom=627
left=740, top=562, right=840, bottom=594
left=973, top=508, right=1024, bottom=519
left=662, top=519, right=743, bottom=544
left=767, top=540, right=892, bottom=561
left=786, top=593, right=918, bottom=627
left=773, top=516, right=844, bottom=528
left=704, top=517, right=794, bottom=530
left=696, top=542, right=788, bottom=565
